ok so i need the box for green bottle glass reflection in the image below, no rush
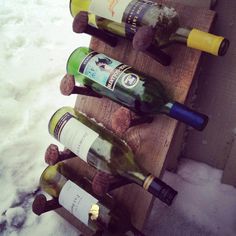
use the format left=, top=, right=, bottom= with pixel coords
left=70, top=0, right=229, bottom=56
left=48, top=107, right=178, bottom=206
left=67, top=47, right=208, bottom=131
left=40, top=162, right=143, bottom=235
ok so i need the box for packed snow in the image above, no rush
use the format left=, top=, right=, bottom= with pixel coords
left=145, top=159, right=236, bottom=236
left=0, top=0, right=236, bottom=236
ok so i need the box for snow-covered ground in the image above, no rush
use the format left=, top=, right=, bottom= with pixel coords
left=0, top=0, right=236, bottom=236
left=0, top=0, right=89, bottom=235
left=145, top=159, right=236, bottom=236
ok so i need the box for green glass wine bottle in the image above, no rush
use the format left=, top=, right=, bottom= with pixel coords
left=67, top=47, right=208, bottom=131
left=69, top=0, right=229, bottom=56
left=40, top=162, right=144, bottom=235
left=48, top=107, right=178, bottom=206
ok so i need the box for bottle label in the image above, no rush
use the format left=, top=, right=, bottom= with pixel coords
left=124, top=0, right=157, bottom=38
left=54, top=112, right=99, bottom=162
left=59, top=180, right=99, bottom=225
left=89, top=0, right=133, bottom=23
left=79, top=52, right=139, bottom=91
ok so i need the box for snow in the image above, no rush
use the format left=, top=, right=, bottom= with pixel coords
left=0, top=0, right=236, bottom=236
left=0, top=0, right=90, bottom=235
left=145, top=159, right=236, bottom=236
left=5, top=207, right=26, bottom=229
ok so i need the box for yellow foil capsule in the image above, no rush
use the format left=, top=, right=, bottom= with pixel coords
left=187, top=29, right=225, bottom=56
left=143, top=175, right=154, bottom=191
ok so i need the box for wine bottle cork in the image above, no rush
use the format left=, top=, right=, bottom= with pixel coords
left=73, top=11, right=118, bottom=47
left=44, top=144, right=75, bottom=165
left=111, top=107, right=132, bottom=136
left=32, top=194, right=60, bottom=216
left=60, top=74, right=102, bottom=98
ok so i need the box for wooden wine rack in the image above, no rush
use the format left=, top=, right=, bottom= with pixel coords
left=57, top=1, right=215, bottom=235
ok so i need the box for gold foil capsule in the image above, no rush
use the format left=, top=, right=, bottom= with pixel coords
left=89, top=204, right=100, bottom=221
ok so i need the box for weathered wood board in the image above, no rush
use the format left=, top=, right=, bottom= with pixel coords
left=183, top=0, right=236, bottom=185
left=158, top=0, right=212, bottom=171
left=58, top=0, right=216, bottom=233
left=173, top=0, right=213, bottom=9
left=222, top=140, right=236, bottom=187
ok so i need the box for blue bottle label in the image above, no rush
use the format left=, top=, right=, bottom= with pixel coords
left=79, top=52, right=139, bottom=91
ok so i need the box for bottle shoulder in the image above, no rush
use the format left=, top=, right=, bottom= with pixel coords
left=67, top=47, right=91, bottom=75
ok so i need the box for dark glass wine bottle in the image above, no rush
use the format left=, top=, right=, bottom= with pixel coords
left=40, top=162, right=144, bottom=235
left=48, top=107, right=178, bottom=206
left=67, top=47, right=208, bottom=131
left=70, top=0, right=229, bottom=56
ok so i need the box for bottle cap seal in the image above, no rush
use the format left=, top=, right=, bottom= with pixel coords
left=187, top=29, right=229, bottom=56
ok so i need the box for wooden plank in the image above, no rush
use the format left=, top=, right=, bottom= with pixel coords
left=56, top=1, right=216, bottom=232
left=183, top=0, right=236, bottom=172
left=73, top=1, right=215, bottom=231
left=164, top=0, right=212, bottom=171
left=166, top=45, right=207, bottom=171
left=56, top=208, right=93, bottom=236
left=165, top=122, right=187, bottom=171
left=73, top=3, right=215, bottom=232
left=172, top=0, right=212, bottom=8
left=222, top=140, right=236, bottom=187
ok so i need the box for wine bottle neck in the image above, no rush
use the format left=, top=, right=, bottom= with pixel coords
left=162, top=102, right=209, bottom=131
left=169, top=27, right=229, bottom=56
left=143, top=174, right=178, bottom=205
left=161, top=102, right=174, bottom=114
left=122, top=171, right=146, bottom=187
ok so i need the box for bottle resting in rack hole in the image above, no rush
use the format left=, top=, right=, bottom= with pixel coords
left=70, top=0, right=229, bottom=56
left=40, top=162, right=144, bottom=235
left=48, top=106, right=178, bottom=206
left=43, top=144, right=129, bottom=196
left=67, top=47, right=208, bottom=131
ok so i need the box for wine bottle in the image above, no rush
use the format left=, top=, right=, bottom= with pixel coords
left=40, top=162, right=144, bottom=235
left=48, top=106, right=178, bottom=206
left=67, top=47, right=208, bottom=131
left=44, top=144, right=130, bottom=196
left=69, top=0, right=229, bottom=56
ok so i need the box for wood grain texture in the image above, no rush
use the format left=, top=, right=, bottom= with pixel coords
left=62, top=0, right=216, bottom=232
left=183, top=0, right=236, bottom=175
left=222, top=140, right=236, bottom=187
left=56, top=208, right=96, bottom=236
left=172, top=0, right=212, bottom=8
left=156, top=0, right=211, bottom=172
left=63, top=155, right=97, bottom=181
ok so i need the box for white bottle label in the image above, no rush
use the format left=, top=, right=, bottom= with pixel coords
left=55, top=113, right=99, bottom=162
left=59, top=180, right=98, bottom=225
left=89, top=0, right=133, bottom=23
